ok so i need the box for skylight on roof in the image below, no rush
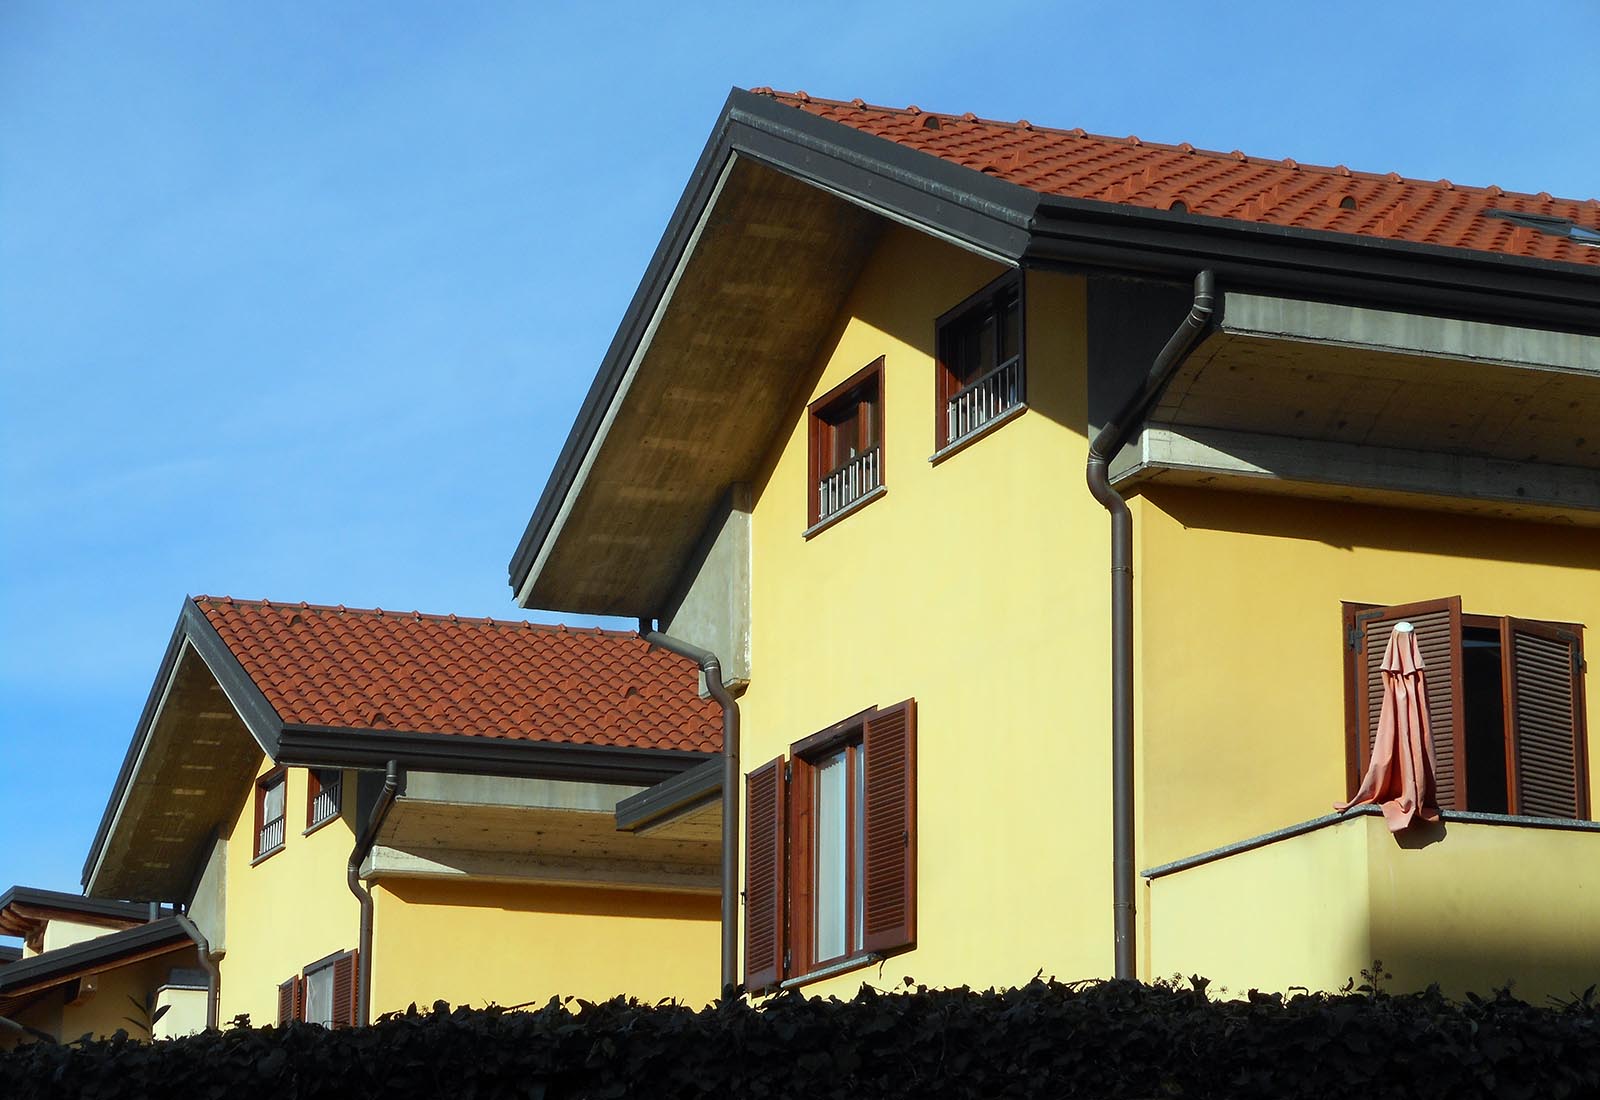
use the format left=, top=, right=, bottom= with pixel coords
left=1486, top=208, right=1600, bottom=247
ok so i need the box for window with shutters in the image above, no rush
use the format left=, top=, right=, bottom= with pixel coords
left=306, top=767, right=343, bottom=832
left=280, top=949, right=359, bottom=1028
left=743, top=700, right=916, bottom=993
left=806, top=359, right=885, bottom=535
left=253, top=768, right=287, bottom=861
left=1342, top=598, right=1590, bottom=819
left=934, top=273, right=1024, bottom=456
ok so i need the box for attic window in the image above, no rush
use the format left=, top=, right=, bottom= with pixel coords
left=1339, top=196, right=1358, bottom=211
left=806, top=358, right=885, bottom=534
left=1485, top=209, right=1600, bottom=247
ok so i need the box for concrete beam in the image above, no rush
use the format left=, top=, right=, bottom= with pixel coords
left=1114, top=424, right=1600, bottom=525
left=1222, top=292, right=1600, bottom=377
left=362, top=845, right=719, bottom=894
left=400, top=772, right=642, bottom=812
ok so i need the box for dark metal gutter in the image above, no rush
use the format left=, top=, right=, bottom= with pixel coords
left=171, top=913, right=219, bottom=1030
left=1028, top=196, right=1600, bottom=335
left=615, top=756, right=723, bottom=833
left=347, top=760, right=401, bottom=1028
left=639, top=622, right=740, bottom=995
left=0, top=917, right=190, bottom=997
left=83, top=597, right=717, bottom=890
left=0, top=886, right=156, bottom=925
left=1085, top=270, right=1217, bottom=980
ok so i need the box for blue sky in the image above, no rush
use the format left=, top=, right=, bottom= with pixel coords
left=2, top=2, right=1596, bottom=908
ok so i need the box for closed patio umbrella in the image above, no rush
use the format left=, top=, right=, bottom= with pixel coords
left=1336, top=621, right=1442, bottom=833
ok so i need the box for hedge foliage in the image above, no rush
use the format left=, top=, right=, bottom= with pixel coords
left=4, top=976, right=1598, bottom=1100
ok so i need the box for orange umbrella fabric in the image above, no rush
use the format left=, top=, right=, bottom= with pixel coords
left=1336, top=623, right=1442, bottom=833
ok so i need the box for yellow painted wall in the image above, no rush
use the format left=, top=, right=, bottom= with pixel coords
left=1133, top=487, right=1600, bottom=876
left=370, top=879, right=719, bottom=1011
left=39, top=919, right=123, bottom=955
left=4, top=946, right=198, bottom=1045
left=741, top=225, right=1113, bottom=996
left=216, top=758, right=360, bottom=1026
left=1145, top=813, right=1600, bottom=1000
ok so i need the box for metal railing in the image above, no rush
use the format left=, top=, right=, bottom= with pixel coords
left=817, top=447, right=882, bottom=522
left=946, top=356, right=1022, bottom=446
left=257, top=815, right=285, bottom=855
left=310, top=772, right=342, bottom=826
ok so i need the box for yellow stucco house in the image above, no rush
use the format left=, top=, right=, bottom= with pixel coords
left=35, top=596, right=722, bottom=1038
left=0, top=888, right=205, bottom=1047
left=507, top=89, right=1600, bottom=1003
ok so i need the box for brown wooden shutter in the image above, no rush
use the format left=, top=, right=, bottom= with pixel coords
left=743, top=756, right=787, bottom=993
left=1503, top=619, right=1588, bottom=819
left=1353, top=598, right=1467, bottom=809
left=331, top=950, right=359, bottom=1028
left=277, top=977, right=295, bottom=1025
left=786, top=755, right=815, bottom=978
left=861, top=699, right=916, bottom=955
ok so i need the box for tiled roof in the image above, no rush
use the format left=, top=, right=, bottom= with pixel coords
left=753, top=90, right=1600, bottom=268
left=194, top=597, right=720, bottom=752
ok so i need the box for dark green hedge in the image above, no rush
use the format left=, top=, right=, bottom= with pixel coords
left=4, top=977, right=1597, bottom=1099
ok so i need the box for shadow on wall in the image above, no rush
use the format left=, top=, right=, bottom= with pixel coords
left=1146, top=485, right=1600, bottom=570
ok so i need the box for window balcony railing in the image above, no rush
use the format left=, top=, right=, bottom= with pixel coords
left=310, top=774, right=341, bottom=827
left=257, top=816, right=285, bottom=856
left=817, top=447, right=882, bottom=522
left=946, top=355, right=1022, bottom=447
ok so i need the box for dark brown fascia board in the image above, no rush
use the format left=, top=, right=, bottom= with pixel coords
left=79, top=598, right=284, bottom=889
left=505, top=87, right=1041, bottom=601
left=0, top=886, right=155, bottom=925
left=1027, top=197, right=1600, bottom=336
left=276, top=725, right=715, bottom=788
left=83, top=597, right=717, bottom=887
left=506, top=88, right=1600, bottom=600
left=614, top=755, right=724, bottom=832
left=0, top=917, right=191, bottom=997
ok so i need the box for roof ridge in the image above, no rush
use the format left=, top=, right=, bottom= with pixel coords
left=748, top=88, right=1599, bottom=209
left=191, top=595, right=633, bottom=637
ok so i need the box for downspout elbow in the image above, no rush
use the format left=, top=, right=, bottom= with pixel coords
left=347, top=760, right=400, bottom=1027
left=639, top=619, right=741, bottom=997
left=172, top=913, right=220, bottom=1031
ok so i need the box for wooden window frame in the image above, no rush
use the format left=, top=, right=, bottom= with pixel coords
left=744, top=701, right=917, bottom=994
left=305, top=767, right=343, bottom=834
left=252, top=766, right=288, bottom=864
left=933, top=272, right=1026, bottom=459
left=300, top=948, right=359, bottom=1028
left=1341, top=600, right=1589, bottom=819
left=805, top=358, right=886, bottom=537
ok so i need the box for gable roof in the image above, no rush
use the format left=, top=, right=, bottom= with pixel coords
left=193, top=597, right=719, bottom=752
left=507, top=87, right=1600, bottom=609
left=0, top=887, right=153, bottom=944
left=83, top=597, right=719, bottom=900
left=754, top=90, right=1600, bottom=268
left=0, top=917, right=192, bottom=1007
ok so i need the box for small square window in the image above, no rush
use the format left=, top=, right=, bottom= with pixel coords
left=935, top=274, right=1024, bottom=452
left=254, top=769, right=286, bottom=860
left=806, top=358, right=885, bottom=532
left=307, top=768, right=343, bottom=831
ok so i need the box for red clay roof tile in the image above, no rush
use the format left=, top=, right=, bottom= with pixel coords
left=753, top=90, right=1599, bottom=268
left=194, top=597, right=720, bottom=753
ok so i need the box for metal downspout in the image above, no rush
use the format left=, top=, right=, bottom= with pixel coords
left=347, top=760, right=401, bottom=1026
left=1085, top=269, right=1217, bottom=980
left=639, top=620, right=740, bottom=995
left=172, top=913, right=220, bottom=1030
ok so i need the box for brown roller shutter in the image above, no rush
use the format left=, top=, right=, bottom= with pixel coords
left=1353, top=598, right=1467, bottom=809
left=862, top=699, right=916, bottom=956
left=331, top=950, right=359, bottom=1028
left=743, top=757, right=787, bottom=993
left=1503, top=619, right=1588, bottom=819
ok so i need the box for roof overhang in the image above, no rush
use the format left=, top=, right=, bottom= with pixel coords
left=0, top=887, right=152, bottom=951
left=1112, top=291, right=1600, bottom=523
left=0, top=917, right=193, bottom=1009
left=508, top=89, right=1600, bottom=613
left=83, top=599, right=716, bottom=901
